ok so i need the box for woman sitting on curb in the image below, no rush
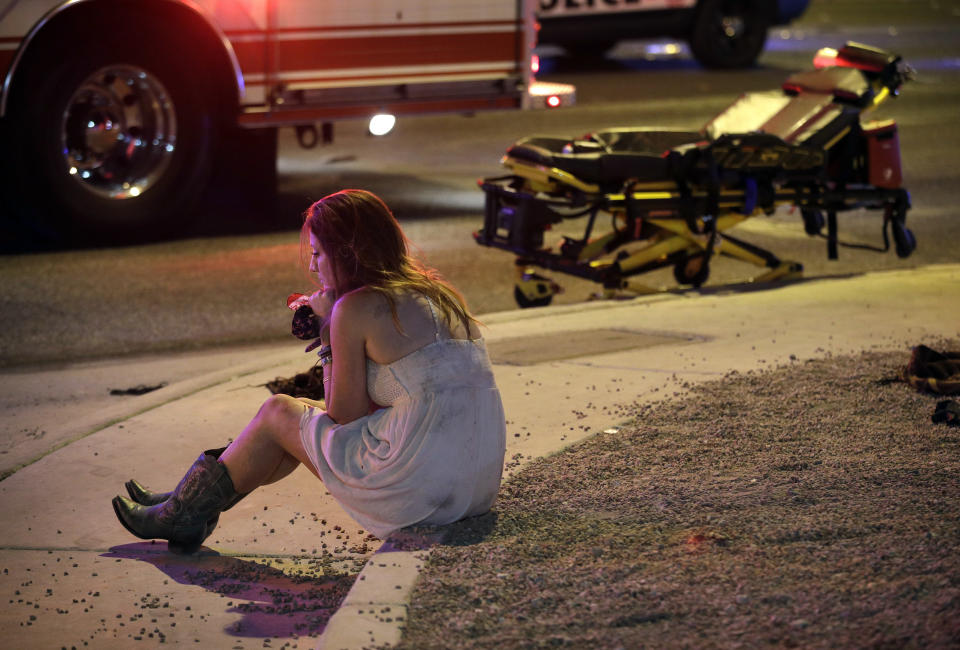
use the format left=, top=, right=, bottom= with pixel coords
left=112, top=189, right=507, bottom=553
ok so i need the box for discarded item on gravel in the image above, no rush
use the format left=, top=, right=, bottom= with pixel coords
left=109, top=383, right=167, bottom=396
left=902, top=344, right=960, bottom=394
left=265, top=366, right=324, bottom=400
left=932, top=399, right=960, bottom=426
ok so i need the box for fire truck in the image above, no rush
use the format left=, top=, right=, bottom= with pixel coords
left=537, top=0, right=810, bottom=69
left=0, top=0, right=573, bottom=243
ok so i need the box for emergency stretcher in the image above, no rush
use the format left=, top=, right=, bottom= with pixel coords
left=475, top=42, right=916, bottom=307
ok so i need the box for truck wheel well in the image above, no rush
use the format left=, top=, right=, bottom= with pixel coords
left=6, top=0, right=239, bottom=120
left=1, top=0, right=242, bottom=243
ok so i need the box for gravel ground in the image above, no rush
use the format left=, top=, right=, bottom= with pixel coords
left=395, top=345, right=960, bottom=649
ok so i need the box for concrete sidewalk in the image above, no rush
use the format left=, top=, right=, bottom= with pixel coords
left=1, top=264, right=958, bottom=649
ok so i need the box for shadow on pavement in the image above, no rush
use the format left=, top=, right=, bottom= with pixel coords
left=1, top=166, right=482, bottom=254
left=382, top=511, right=499, bottom=553
left=689, top=270, right=867, bottom=296
left=102, top=542, right=356, bottom=638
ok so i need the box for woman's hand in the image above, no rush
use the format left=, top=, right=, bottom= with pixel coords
left=308, top=288, right=337, bottom=321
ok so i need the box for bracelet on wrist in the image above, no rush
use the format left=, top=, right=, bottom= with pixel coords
left=318, top=345, right=333, bottom=367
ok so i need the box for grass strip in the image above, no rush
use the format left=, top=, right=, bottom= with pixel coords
left=397, top=347, right=960, bottom=649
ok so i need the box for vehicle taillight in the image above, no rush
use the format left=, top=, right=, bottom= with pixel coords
left=813, top=47, right=838, bottom=69
left=546, top=95, right=561, bottom=108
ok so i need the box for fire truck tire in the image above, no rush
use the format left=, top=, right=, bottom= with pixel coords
left=206, top=125, right=279, bottom=221
left=689, top=0, right=769, bottom=69
left=8, top=25, right=215, bottom=244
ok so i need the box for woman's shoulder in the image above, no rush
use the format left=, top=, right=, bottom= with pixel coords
left=332, top=287, right=403, bottom=321
left=335, top=286, right=380, bottom=310
left=328, top=289, right=392, bottom=350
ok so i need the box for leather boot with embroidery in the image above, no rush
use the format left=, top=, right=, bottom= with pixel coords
left=112, top=452, right=241, bottom=554
left=124, top=446, right=244, bottom=510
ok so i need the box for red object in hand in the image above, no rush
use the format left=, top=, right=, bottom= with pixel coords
left=287, top=292, right=323, bottom=346
left=287, top=293, right=312, bottom=310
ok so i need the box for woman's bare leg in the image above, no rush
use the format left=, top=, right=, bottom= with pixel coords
left=259, top=452, right=300, bottom=486
left=219, top=394, right=321, bottom=494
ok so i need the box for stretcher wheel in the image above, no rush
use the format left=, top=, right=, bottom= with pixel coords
left=514, top=285, right=554, bottom=309
left=893, top=223, right=916, bottom=259
left=802, top=209, right=825, bottom=235
left=514, top=267, right=559, bottom=308
left=673, top=253, right=711, bottom=287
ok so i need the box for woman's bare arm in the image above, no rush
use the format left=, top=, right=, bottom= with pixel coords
left=324, top=291, right=373, bottom=424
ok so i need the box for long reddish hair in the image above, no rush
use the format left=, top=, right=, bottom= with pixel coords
left=301, top=189, right=476, bottom=333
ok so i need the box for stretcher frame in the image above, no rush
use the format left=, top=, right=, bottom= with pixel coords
left=475, top=42, right=916, bottom=307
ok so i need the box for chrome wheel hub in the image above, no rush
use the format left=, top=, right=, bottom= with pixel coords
left=721, top=15, right=745, bottom=40
left=61, top=65, right=176, bottom=199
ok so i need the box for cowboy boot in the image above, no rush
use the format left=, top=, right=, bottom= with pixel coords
left=124, top=447, right=244, bottom=511
left=112, top=452, right=241, bottom=554
left=123, top=446, right=244, bottom=538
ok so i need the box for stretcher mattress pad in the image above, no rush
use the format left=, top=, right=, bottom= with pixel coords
left=506, top=129, right=704, bottom=186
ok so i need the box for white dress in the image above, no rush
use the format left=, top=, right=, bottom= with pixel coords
left=298, top=299, right=506, bottom=539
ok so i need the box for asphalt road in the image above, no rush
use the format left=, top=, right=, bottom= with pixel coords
left=1, top=0, right=959, bottom=368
